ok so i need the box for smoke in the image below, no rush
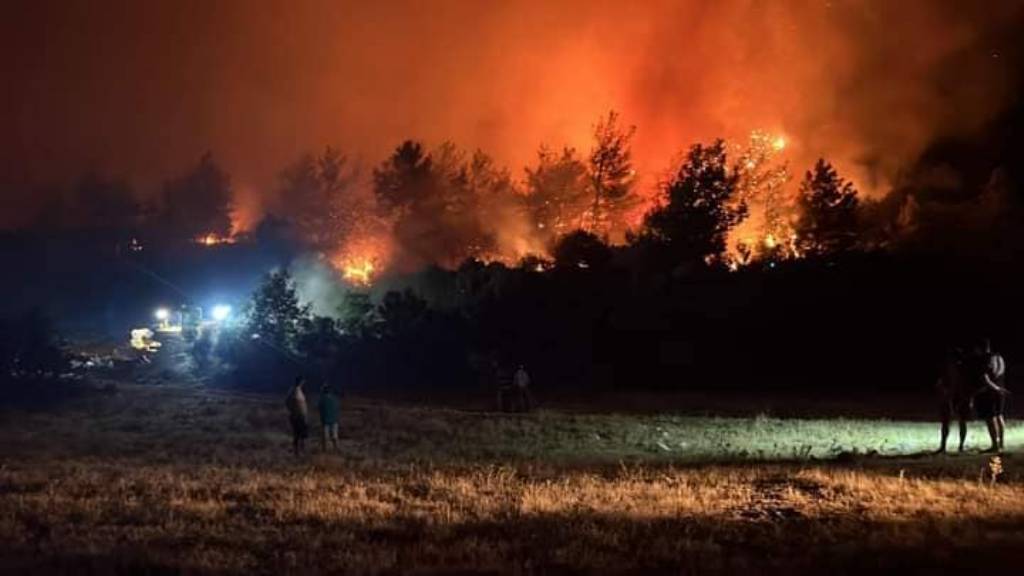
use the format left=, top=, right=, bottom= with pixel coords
left=288, top=255, right=350, bottom=319
left=3, top=1, right=1021, bottom=232
left=622, top=1, right=1023, bottom=196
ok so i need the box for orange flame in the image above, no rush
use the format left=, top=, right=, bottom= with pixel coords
left=329, top=233, right=392, bottom=287
left=342, top=259, right=376, bottom=286
left=195, top=232, right=235, bottom=246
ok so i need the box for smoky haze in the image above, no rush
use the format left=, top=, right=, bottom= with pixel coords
left=2, top=0, right=1021, bottom=228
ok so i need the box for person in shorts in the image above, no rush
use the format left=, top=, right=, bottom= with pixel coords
left=970, top=339, right=1008, bottom=452
left=318, top=384, right=340, bottom=452
left=285, top=376, right=309, bottom=455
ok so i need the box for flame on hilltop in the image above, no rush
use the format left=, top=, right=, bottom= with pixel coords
left=330, top=234, right=392, bottom=287
left=342, top=259, right=375, bottom=286
left=195, top=232, right=235, bottom=247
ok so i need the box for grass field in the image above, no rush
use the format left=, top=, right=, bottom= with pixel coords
left=0, top=382, right=1022, bottom=574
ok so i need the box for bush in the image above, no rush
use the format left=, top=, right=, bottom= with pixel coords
left=0, top=309, right=73, bottom=407
left=552, top=230, right=612, bottom=270
left=0, top=309, right=69, bottom=385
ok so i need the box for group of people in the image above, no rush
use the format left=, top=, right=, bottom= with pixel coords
left=284, top=364, right=537, bottom=455
left=937, top=338, right=1009, bottom=453
left=283, top=346, right=1010, bottom=457
left=284, top=376, right=340, bottom=455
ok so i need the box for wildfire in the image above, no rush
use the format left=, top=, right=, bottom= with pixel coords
left=342, top=259, right=376, bottom=286
left=195, top=233, right=235, bottom=247
left=725, top=130, right=803, bottom=268
left=329, top=233, right=393, bottom=287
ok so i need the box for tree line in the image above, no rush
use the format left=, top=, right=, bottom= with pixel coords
left=8, top=108, right=1022, bottom=398
left=23, top=112, right=876, bottom=272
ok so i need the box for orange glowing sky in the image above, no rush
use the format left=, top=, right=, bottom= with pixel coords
left=2, top=0, right=1020, bottom=227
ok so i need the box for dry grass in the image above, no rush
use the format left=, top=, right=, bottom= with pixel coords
left=0, top=383, right=1022, bottom=574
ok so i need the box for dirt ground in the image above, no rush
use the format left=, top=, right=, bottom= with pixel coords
left=0, top=381, right=1021, bottom=575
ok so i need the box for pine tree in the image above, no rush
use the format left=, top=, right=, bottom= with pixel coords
left=372, top=140, right=436, bottom=213
left=524, top=146, right=590, bottom=245
left=642, top=140, right=747, bottom=265
left=161, top=153, right=233, bottom=240
left=795, top=159, right=860, bottom=257
left=276, top=147, right=361, bottom=251
left=245, top=270, right=310, bottom=351
left=587, top=111, right=637, bottom=238
left=731, top=131, right=794, bottom=262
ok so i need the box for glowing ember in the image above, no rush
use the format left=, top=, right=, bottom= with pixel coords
left=195, top=233, right=234, bottom=246
left=726, top=130, right=801, bottom=267
left=342, top=259, right=376, bottom=286
left=330, top=233, right=393, bottom=287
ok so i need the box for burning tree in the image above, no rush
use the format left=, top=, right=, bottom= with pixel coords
left=587, top=111, right=638, bottom=239
left=795, top=159, right=860, bottom=257
left=331, top=227, right=394, bottom=287
left=641, top=140, right=747, bottom=266
left=730, top=131, right=795, bottom=264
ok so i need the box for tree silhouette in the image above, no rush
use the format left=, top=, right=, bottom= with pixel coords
left=296, top=315, right=345, bottom=378
left=524, top=146, right=590, bottom=246
left=339, top=292, right=379, bottom=339
left=33, top=174, right=141, bottom=234
left=795, top=159, right=859, bottom=257
left=374, top=140, right=517, bottom=267
left=74, top=173, right=141, bottom=231
left=373, top=140, right=436, bottom=213
left=552, top=229, right=612, bottom=270
left=276, top=147, right=361, bottom=250
left=378, top=289, right=429, bottom=339
left=244, top=270, right=310, bottom=351
left=160, top=153, right=233, bottom=240
left=587, top=111, right=637, bottom=238
left=642, top=140, right=747, bottom=265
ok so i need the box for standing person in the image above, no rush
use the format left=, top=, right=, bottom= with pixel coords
left=285, top=376, right=309, bottom=456
left=937, top=347, right=971, bottom=453
left=971, top=338, right=1008, bottom=452
left=318, top=383, right=340, bottom=452
left=513, top=364, right=534, bottom=413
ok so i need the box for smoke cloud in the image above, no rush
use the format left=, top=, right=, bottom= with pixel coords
left=289, top=255, right=350, bottom=318
left=2, top=0, right=1021, bottom=228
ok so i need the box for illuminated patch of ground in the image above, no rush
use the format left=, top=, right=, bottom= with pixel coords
left=0, top=384, right=1020, bottom=574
